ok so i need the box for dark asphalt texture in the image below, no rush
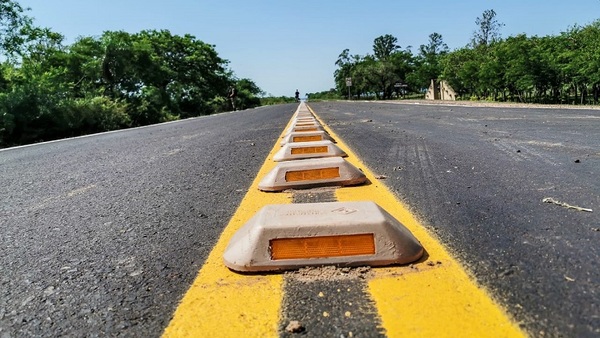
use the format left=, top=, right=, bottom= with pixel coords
left=0, top=104, right=293, bottom=337
left=279, top=188, right=383, bottom=337
left=309, top=101, right=600, bottom=337
left=2, top=101, right=599, bottom=337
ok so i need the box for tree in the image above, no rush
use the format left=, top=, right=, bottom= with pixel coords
left=373, top=34, right=400, bottom=61
left=415, top=32, right=449, bottom=88
left=0, top=23, right=247, bottom=146
left=472, top=9, right=504, bottom=47
left=441, top=47, right=483, bottom=98
left=95, top=30, right=232, bottom=123
left=234, top=78, right=263, bottom=110
left=334, top=48, right=361, bottom=98
left=0, top=0, right=34, bottom=57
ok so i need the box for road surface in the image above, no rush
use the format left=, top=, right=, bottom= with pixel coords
left=1, top=101, right=598, bottom=337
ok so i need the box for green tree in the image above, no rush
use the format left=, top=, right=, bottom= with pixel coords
left=368, top=35, right=413, bottom=99
left=334, top=48, right=360, bottom=98
left=97, top=30, right=232, bottom=123
left=441, top=47, right=482, bottom=98
left=414, top=32, right=449, bottom=89
left=0, top=0, right=35, bottom=57
left=472, top=9, right=504, bottom=47
left=233, top=78, right=263, bottom=110
left=373, top=34, right=400, bottom=61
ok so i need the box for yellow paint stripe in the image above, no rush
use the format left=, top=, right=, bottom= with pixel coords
left=162, top=124, right=293, bottom=337
left=307, top=105, right=525, bottom=337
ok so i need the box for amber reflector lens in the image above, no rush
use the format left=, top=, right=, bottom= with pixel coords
left=293, top=135, right=322, bottom=142
left=294, top=127, right=318, bottom=132
left=270, top=234, right=375, bottom=260
left=290, top=146, right=328, bottom=155
left=285, top=167, right=340, bottom=182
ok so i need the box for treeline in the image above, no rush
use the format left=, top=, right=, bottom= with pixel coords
left=0, top=1, right=266, bottom=147
left=334, top=9, right=600, bottom=105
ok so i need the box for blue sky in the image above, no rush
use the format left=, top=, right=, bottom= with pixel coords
left=18, top=0, right=600, bottom=97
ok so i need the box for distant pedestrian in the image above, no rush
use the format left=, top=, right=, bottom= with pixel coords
left=228, top=86, right=237, bottom=110
left=295, top=89, right=300, bottom=102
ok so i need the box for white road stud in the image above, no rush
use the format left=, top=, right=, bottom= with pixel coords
left=292, top=112, right=315, bottom=119
left=292, top=120, right=318, bottom=126
left=295, top=116, right=315, bottom=121
left=291, top=122, right=318, bottom=128
left=286, top=125, right=323, bottom=133
left=258, top=157, right=366, bottom=191
left=223, top=201, right=424, bottom=272
left=281, top=131, right=334, bottom=145
left=294, top=110, right=314, bottom=117
left=273, top=140, right=347, bottom=162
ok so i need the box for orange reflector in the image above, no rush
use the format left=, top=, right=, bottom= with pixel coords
left=281, top=131, right=334, bottom=146
left=259, top=157, right=365, bottom=191
left=293, top=127, right=319, bottom=132
left=270, top=234, right=375, bottom=260
left=274, top=141, right=346, bottom=162
left=290, top=146, right=328, bottom=155
left=293, top=135, right=322, bottom=142
left=285, top=167, right=340, bottom=182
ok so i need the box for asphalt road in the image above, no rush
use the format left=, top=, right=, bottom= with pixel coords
left=1, top=101, right=599, bottom=337
left=0, top=105, right=293, bottom=337
left=309, top=101, right=599, bottom=337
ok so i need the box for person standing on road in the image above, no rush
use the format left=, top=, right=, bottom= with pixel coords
left=295, top=89, right=300, bottom=102
left=228, top=86, right=238, bottom=111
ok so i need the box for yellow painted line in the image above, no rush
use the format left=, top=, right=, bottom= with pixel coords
left=162, top=126, right=293, bottom=337
left=307, top=105, right=526, bottom=337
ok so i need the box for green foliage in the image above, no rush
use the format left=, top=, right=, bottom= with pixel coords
left=373, top=34, right=400, bottom=61
left=0, top=2, right=266, bottom=147
left=0, top=0, right=34, bottom=57
left=334, top=12, right=600, bottom=105
left=97, top=30, right=232, bottom=121
left=413, top=33, right=449, bottom=89
left=306, top=89, right=341, bottom=101
left=259, top=96, right=296, bottom=105
left=472, top=9, right=504, bottom=47
left=334, top=35, right=416, bottom=100
left=439, top=21, right=600, bottom=103
left=59, top=96, right=131, bottom=133
left=234, top=78, right=263, bottom=110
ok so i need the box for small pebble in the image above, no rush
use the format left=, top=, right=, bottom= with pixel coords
left=285, top=320, right=304, bottom=333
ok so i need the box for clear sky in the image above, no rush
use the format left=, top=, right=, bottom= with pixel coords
left=18, top=0, right=600, bottom=97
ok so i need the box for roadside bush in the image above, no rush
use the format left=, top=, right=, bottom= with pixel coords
left=60, top=96, right=131, bottom=134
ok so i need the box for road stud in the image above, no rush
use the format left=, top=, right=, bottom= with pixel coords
left=294, top=117, right=316, bottom=123
left=292, top=121, right=318, bottom=127
left=258, top=157, right=366, bottom=191
left=273, top=140, right=347, bottom=162
left=287, top=125, right=323, bottom=133
left=289, top=120, right=319, bottom=128
left=223, top=201, right=424, bottom=272
left=281, top=131, right=334, bottom=145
